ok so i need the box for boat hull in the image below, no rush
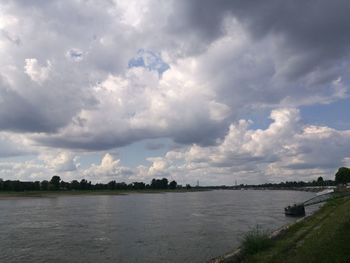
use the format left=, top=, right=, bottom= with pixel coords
left=284, top=204, right=305, bottom=217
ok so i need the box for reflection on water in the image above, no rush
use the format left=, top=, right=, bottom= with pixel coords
left=0, top=190, right=317, bottom=263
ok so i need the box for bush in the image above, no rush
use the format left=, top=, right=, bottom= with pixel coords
left=335, top=167, right=350, bottom=184
left=241, top=226, right=272, bottom=255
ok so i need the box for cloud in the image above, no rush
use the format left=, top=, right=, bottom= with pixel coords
left=66, top=49, right=84, bottom=62
left=83, top=153, right=133, bottom=182
left=24, top=58, right=51, bottom=84
left=1, top=0, right=349, bottom=145
left=0, top=132, right=33, bottom=157
left=0, top=0, right=350, bottom=184
left=139, top=108, right=350, bottom=184
left=0, top=160, right=49, bottom=181
left=40, top=151, right=79, bottom=172
left=33, top=64, right=231, bottom=150
left=2, top=108, right=350, bottom=185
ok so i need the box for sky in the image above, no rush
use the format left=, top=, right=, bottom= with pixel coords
left=1, top=0, right=350, bottom=185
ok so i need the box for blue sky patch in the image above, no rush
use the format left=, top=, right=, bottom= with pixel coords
left=128, top=49, right=170, bottom=76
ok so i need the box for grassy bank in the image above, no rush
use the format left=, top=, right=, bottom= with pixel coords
left=238, top=196, right=350, bottom=263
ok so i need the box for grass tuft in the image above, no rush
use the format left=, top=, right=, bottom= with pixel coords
left=241, top=225, right=273, bottom=256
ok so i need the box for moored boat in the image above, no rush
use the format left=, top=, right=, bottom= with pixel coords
left=284, top=203, right=305, bottom=216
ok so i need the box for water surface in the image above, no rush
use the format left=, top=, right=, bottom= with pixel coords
left=0, top=190, right=317, bottom=263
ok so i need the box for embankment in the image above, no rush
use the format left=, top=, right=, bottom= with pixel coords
left=210, top=195, right=350, bottom=263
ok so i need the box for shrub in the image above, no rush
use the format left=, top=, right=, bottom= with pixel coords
left=241, top=225, right=272, bottom=255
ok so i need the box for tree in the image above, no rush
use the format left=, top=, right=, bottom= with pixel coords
left=108, top=180, right=116, bottom=190
left=50, top=175, right=61, bottom=190
left=160, top=178, right=168, bottom=189
left=132, top=182, right=145, bottom=190
left=150, top=178, right=169, bottom=189
left=41, top=180, right=49, bottom=191
left=71, top=180, right=80, bottom=190
left=80, top=179, right=89, bottom=190
left=335, top=167, right=350, bottom=184
left=317, top=176, right=324, bottom=186
left=169, top=180, right=177, bottom=189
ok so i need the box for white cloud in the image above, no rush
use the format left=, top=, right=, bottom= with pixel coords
left=40, top=151, right=79, bottom=172
left=83, top=153, right=133, bottom=182
left=147, top=157, right=170, bottom=177
left=24, top=58, right=51, bottom=84
left=0, top=160, right=49, bottom=182
left=135, top=108, right=350, bottom=185
left=0, top=132, right=33, bottom=157
left=0, top=0, right=350, bottom=184
left=2, top=108, right=350, bottom=185
left=34, top=62, right=231, bottom=149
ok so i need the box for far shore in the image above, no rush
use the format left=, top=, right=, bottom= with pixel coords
left=0, top=188, right=210, bottom=199
left=0, top=186, right=337, bottom=200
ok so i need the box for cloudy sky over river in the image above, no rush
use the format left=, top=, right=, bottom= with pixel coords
left=1, top=0, right=350, bottom=185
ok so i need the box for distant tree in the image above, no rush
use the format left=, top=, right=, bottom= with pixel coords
left=41, top=180, right=49, bottom=191
left=116, top=182, right=128, bottom=190
left=151, top=178, right=169, bottom=189
left=71, top=180, right=80, bottom=190
left=108, top=180, right=117, bottom=190
left=80, top=179, right=89, bottom=190
left=50, top=175, right=61, bottom=190
left=186, top=184, right=192, bottom=189
left=4, top=180, right=21, bottom=191
left=33, top=181, right=41, bottom=191
left=317, top=176, right=324, bottom=185
left=335, top=167, right=350, bottom=184
left=169, top=180, right=177, bottom=189
left=132, top=182, right=145, bottom=190
left=60, top=180, right=70, bottom=190
left=151, top=179, right=157, bottom=189
left=161, top=178, right=168, bottom=189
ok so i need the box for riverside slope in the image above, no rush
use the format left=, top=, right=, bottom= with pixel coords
left=212, top=195, right=350, bottom=263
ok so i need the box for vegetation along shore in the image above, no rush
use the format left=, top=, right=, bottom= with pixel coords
left=210, top=167, right=350, bottom=263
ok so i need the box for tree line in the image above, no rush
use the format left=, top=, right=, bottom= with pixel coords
left=1, top=167, right=349, bottom=192
left=0, top=176, right=180, bottom=192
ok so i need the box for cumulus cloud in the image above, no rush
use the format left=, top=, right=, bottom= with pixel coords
left=140, top=108, right=350, bottom=184
left=0, top=161, right=49, bottom=181
left=34, top=63, right=231, bottom=149
left=0, top=132, right=33, bottom=157
left=2, top=108, right=350, bottom=184
left=0, top=0, right=350, bottom=184
left=1, top=0, right=349, bottom=143
left=24, top=58, right=51, bottom=84
left=83, top=153, right=133, bottom=182
left=40, top=151, right=79, bottom=172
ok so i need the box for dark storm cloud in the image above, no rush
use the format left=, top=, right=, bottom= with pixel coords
left=171, top=0, right=350, bottom=79
left=0, top=78, right=58, bottom=132
left=1, top=0, right=350, bottom=153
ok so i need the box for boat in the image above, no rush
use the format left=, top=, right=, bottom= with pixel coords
left=284, top=203, right=305, bottom=216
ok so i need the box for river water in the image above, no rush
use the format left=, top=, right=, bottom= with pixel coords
left=0, top=190, right=317, bottom=263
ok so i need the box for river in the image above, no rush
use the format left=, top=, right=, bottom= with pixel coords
left=0, top=190, right=317, bottom=263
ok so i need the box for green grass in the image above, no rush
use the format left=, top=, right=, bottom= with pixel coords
left=241, top=226, right=273, bottom=256
left=241, top=196, right=350, bottom=263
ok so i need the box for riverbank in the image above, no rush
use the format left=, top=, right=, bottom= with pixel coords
left=211, top=195, right=350, bottom=263
left=0, top=188, right=209, bottom=199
